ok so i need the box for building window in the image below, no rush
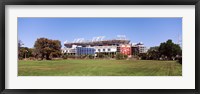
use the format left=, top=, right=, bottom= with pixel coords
left=108, top=49, right=111, bottom=51
left=98, top=49, right=101, bottom=52
left=103, top=49, right=105, bottom=52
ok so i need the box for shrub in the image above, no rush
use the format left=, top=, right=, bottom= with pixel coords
left=62, top=54, right=68, bottom=59
left=97, top=53, right=105, bottom=58
left=138, top=53, right=148, bottom=60
left=68, top=55, right=76, bottom=58
left=18, top=57, right=23, bottom=60
left=116, top=53, right=128, bottom=60
left=89, top=55, right=94, bottom=59
left=124, top=55, right=128, bottom=59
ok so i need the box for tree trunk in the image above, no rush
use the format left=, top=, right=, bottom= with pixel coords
left=46, top=54, right=51, bottom=60
left=41, top=54, right=44, bottom=60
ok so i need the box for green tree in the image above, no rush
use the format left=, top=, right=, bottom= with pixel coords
left=18, top=40, right=24, bottom=59
left=158, top=39, right=182, bottom=60
left=34, top=38, right=61, bottom=60
left=138, top=53, right=148, bottom=60
left=18, top=47, right=33, bottom=59
left=147, top=46, right=160, bottom=60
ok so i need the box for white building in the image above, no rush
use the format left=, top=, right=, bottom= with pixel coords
left=132, top=42, right=148, bottom=54
left=62, top=45, right=77, bottom=54
left=138, top=45, right=147, bottom=53
left=62, top=47, right=76, bottom=54
left=94, top=46, right=117, bottom=53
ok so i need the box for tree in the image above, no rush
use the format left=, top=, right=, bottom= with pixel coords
left=18, top=40, right=24, bottom=59
left=34, top=38, right=61, bottom=60
left=138, top=53, right=148, bottom=60
left=18, top=40, right=24, bottom=49
left=158, top=39, right=182, bottom=60
left=147, top=46, right=160, bottom=60
left=18, top=47, right=33, bottom=59
left=18, top=40, right=34, bottom=60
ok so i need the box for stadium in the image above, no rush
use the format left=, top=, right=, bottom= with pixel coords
left=62, top=35, right=147, bottom=58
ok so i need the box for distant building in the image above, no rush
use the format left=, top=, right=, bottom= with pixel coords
left=76, top=47, right=95, bottom=55
left=119, top=44, right=132, bottom=56
left=135, top=42, right=148, bottom=53
left=62, top=36, right=148, bottom=58
left=94, top=46, right=117, bottom=53
left=131, top=46, right=139, bottom=55
left=62, top=47, right=76, bottom=55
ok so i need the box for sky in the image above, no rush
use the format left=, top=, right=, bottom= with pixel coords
left=18, top=18, right=182, bottom=48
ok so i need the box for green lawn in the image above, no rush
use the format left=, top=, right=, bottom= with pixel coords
left=18, top=59, right=182, bottom=76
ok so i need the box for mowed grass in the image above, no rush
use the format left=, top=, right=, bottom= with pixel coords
left=18, top=59, right=182, bottom=76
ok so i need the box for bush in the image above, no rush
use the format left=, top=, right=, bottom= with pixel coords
left=18, top=57, right=23, bottom=60
left=116, top=53, right=128, bottom=60
left=138, top=53, right=148, bottom=60
left=124, top=55, right=128, bottom=59
left=62, top=54, right=68, bottom=59
left=89, top=55, right=94, bottom=59
left=68, top=55, right=76, bottom=58
left=97, top=53, right=105, bottom=58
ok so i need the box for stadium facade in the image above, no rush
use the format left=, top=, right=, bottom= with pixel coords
left=62, top=36, right=147, bottom=58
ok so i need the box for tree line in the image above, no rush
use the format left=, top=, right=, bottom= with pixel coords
left=18, top=38, right=182, bottom=61
left=18, top=38, right=62, bottom=60
left=139, top=39, right=182, bottom=61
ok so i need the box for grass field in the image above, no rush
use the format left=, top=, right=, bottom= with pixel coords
left=18, top=59, right=182, bottom=76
